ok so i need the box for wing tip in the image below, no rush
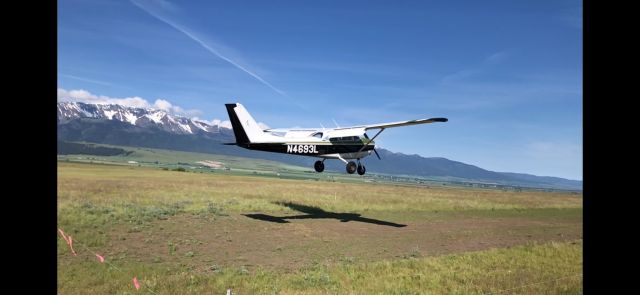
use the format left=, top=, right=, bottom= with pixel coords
left=431, top=117, right=448, bottom=122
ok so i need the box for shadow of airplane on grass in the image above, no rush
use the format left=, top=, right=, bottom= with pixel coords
left=244, top=201, right=407, bottom=228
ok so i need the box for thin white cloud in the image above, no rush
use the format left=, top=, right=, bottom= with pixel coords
left=153, top=99, right=173, bottom=111
left=58, top=88, right=150, bottom=108
left=485, top=51, right=508, bottom=64
left=193, top=117, right=268, bottom=130
left=441, top=50, right=509, bottom=83
left=129, top=0, right=287, bottom=97
left=59, top=74, right=112, bottom=86
left=57, top=88, right=200, bottom=117
left=58, top=88, right=265, bottom=130
left=219, top=121, right=232, bottom=129
left=151, top=98, right=202, bottom=116
left=441, top=69, right=479, bottom=84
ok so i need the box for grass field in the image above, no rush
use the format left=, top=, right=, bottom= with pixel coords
left=58, top=143, right=309, bottom=172
left=59, top=142, right=579, bottom=191
left=58, top=161, right=582, bottom=294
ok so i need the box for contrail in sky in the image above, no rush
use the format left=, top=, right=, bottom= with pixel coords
left=130, top=0, right=288, bottom=97
left=60, top=74, right=112, bottom=86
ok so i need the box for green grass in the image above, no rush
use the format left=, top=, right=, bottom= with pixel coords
left=58, top=240, right=582, bottom=295
left=58, top=162, right=582, bottom=294
left=58, top=161, right=582, bottom=241
left=59, top=141, right=581, bottom=192
left=58, top=162, right=581, bottom=213
left=58, top=142, right=309, bottom=172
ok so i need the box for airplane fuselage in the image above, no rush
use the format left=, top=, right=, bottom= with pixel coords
left=224, top=103, right=446, bottom=175
left=237, top=137, right=375, bottom=160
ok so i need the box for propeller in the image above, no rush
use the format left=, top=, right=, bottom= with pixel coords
left=364, top=133, right=381, bottom=160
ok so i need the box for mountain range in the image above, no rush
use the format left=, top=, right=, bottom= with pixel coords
left=57, top=102, right=582, bottom=190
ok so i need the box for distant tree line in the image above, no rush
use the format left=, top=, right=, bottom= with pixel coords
left=57, top=141, right=132, bottom=156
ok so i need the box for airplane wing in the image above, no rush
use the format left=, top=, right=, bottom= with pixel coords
left=334, top=117, right=448, bottom=131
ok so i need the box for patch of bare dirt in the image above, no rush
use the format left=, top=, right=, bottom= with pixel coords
left=196, top=160, right=225, bottom=169
left=105, top=210, right=582, bottom=272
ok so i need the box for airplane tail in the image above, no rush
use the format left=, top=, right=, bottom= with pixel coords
left=225, top=103, right=266, bottom=144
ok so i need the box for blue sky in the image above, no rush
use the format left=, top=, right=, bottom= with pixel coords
left=58, top=0, right=582, bottom=180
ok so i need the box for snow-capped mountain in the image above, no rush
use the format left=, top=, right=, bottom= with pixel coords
left=57, top=102, right=226, bottom=135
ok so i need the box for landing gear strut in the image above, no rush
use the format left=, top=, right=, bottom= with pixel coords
left=314, top=160, right=325, bottom=173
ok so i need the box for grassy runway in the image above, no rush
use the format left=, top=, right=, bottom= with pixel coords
left=58, top=161, right=582, bottom=294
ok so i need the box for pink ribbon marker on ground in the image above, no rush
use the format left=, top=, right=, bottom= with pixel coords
left=58, top=228, right=70, bottom=244
left=95, top=254, right=105, bottom=263
left=133, top=277, right=140, bottom=290
left=58, top=228, right=77, bottom=256
left=68, top=236, right=77, bottom=256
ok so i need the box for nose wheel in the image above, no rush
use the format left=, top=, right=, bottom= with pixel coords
left=314, top=160, right=325, bottom=172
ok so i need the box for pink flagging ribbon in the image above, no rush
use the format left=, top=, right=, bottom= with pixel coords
left=68, top=236, right=77, bottom=256
left=58, top=228, right=70, bottom=244
left=133, top=277, right=141, bottom=290
left=95, top=254, right=105, bottom=263
left=59, top=228, right=77, bottom=256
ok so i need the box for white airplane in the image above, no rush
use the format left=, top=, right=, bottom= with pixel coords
left=225, top=103, right=447, bottom=175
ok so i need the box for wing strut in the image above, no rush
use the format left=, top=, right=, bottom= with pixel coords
left=358, top=128, right=385, bottom=155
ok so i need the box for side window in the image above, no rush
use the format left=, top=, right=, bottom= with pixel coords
left=312, top=132, right=323, bottom=138
left=328, top=136, right=360, bottom=142
left=342, top=136, right=358, bottom=141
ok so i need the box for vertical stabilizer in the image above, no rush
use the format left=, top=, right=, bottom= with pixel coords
left=225, top=103, right=265, bottom=144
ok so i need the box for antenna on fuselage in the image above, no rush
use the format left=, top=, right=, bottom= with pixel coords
left=332, top=118, right=340, bottom=128
left=320, top=123, right=326, bottom=132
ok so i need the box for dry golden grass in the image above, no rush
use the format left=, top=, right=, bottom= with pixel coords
left=58, top=162, right=582, bottom=215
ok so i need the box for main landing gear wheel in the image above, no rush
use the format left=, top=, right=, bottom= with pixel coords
left=357, top=164, right=366, bottom=175
left=314, top=160, right=325, bottom=173
left=346, top=161, right=357, bottom=174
